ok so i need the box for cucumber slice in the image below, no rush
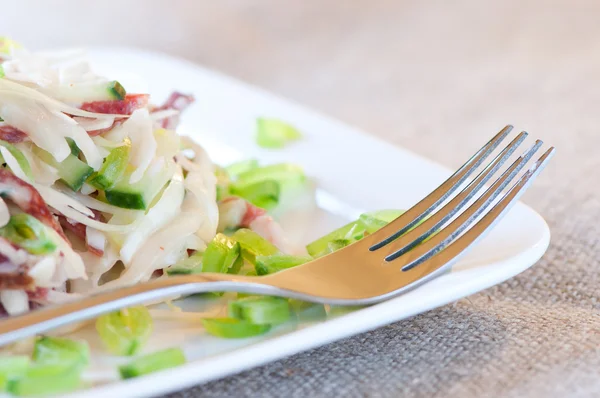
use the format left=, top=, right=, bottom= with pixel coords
left=105, top=164, right=172, bottom=210
left=34, top=145, right=93, bottom=191
left=59, top=154, right=94, bottom=191
left=88, top=140, right=130, bottom=190
left=51, top=80, right=126, bottom=102
left=119, top=348, right=186, bottom=379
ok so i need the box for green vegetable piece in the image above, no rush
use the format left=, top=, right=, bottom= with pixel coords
left=0, top=356, right=29, bottom=391
left=96, top=306, right=153, bottom=356
left=232, top=229, right=279, bottom=264
left=0, top=140, right=32, bottom=180
left=7, top=363, right=82, bottom=396
left=0, top=65, right=4, bottom=79
left=225, top=159, right=258, bottom=179
left=105, top=164, right=171, bottom=210
left=58, top=154, right=94, bottom=191
left=119, top=348, right=186, bottom=379
left=255, top=254, right=310, bottom=275
left=32, top=336, right=89, bottom=368
left=358, top=209, right=404, bottom=233
left=229, top=296, right=291, bottom=325
left=0, top=214, right=57, bottom=255
left=289, top=299, right=327, bottom=322
left=66, top=138, right=80, bottom=156
left=88, top=141, right=131, bottom=190
left=108, top=81, right=126, bottom=100
left=202, top=318, right=271, bottom=338
left=34, top=144, right=93, bottom=191
left=50, top=80, right=127, bottom=102
left=230, top=180, right=280, bottom=210
left=306, top=221, right=366, bottom=257
left=236, top=163, right=305, bottom=190
left=166, top=251, right=204, bottom=275
left=256, top=117, right=302, bottom=149
left=203, top=233, right=241, bottom=273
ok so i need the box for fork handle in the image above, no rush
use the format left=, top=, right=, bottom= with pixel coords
left=0, top=274, right=276, bottom=347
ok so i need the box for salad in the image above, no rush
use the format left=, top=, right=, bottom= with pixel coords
left=0, top=38, right=402, bottom=396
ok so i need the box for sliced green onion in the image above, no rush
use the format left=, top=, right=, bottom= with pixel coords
left=289, top=299, right=327, bottom=322
left=225, top=159, right=259, bottom=179
left=236, top=163, right=305, bottom=190
left=229, top=296, right=291, bottom=325
left=256, top=118, right=302, bottom=149
left=358, top=209, right=404, bottom=233
left=255, top=254, right=310, bottom=275
left=7, top=363, right=82, bottom=396
left=230, top=180, right=280, bottom=210
left=203, top=233, right=241, bottom=273
left=32, top=336, right=89, bottom=369
left=96, top=306, right=153, bottom=356
left=0, top=140, right=32, bottom=180
left=118, top=348, right=186, bottom=379
left=88, top=140, right=131, bottom=190
left=0, top=214, right=57, bottom=255
left=306, top=221, right=366, bottom=257
left=202, top=317, right=271, bottom=338
left=232, top=229, right=279, bottom=264
left=166, top=251, right=204, bottom=275
left=0, top=356, right=29, bottom=391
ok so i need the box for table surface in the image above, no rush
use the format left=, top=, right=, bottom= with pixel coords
left=3, top=1, right=600, bottom=397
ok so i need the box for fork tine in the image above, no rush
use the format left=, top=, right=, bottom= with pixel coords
left=380, top=131, right=532, bottom=260
left=389, top=142, right=547, bottom=268
left=369, top=125, right=513, bottom=251
left=399, top=147, right=555, bottom=278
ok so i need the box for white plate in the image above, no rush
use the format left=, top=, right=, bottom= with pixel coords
left=42, top=47, right=551, bottom=398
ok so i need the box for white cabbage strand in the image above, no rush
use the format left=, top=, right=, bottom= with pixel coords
left=100, top=207, right=203, bottom=289
left=0, top=290, right=29, bottom=315
left=119, top=166, right=185, bottom=265
left=0, top=78, right=126, bottom=118
left=125, top=109, right=157, bottom=183
left=0, top=99, right=71, bottom=162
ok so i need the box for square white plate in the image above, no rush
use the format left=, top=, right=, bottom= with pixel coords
left=44, top=48, right=551, bottom=398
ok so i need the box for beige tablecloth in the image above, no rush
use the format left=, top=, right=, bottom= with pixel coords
left=3, top=1, right=599, bottom=397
